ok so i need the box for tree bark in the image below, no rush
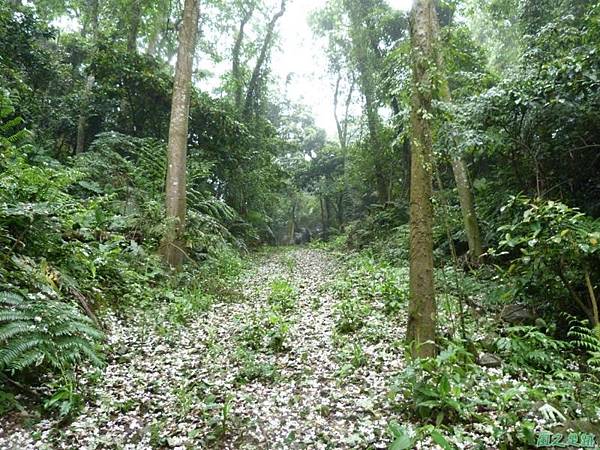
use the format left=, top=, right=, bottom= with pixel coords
left=425, top=1, right=483, bottom=262
left=232, top=4, right=254, bottom=109
left=406, top=0, right=437, bottom=359
left=75, top=0, right=99, bottom=154
left=451, top=157, right=483, bottom=261
left=243, top=0, right=286, bottom=117
left=320, top=196, right=327, bottom=235
left=160, top=0, right=200, bottom=268
left=287, top=202, right=296, bottom=245
left=345, top=0, right=388, bottom=204
left=333, top=73, right=355, bottom=229
left=127, top=0, right=142, bottom=53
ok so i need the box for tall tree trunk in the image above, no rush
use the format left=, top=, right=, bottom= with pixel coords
left=287, top=203, right=296, bottom=245
left=320, top=196, right=327, bottom=235
left=420, top=1, right=482, bottom=261
left=243, top=0, right=286, bottom=117
left=127, top=0, right=142, bottom=53
left=333, top=73, right=355, bottom=229
left=406, top=0, right=437, bottom=359
left=232, top=5, right=254, bottom=109
left=434, top=24, right=484, bottom=262
left=325, top=197, right=333, bottom=230
left=451, top=157, right=483, bottom=261
left=160, top=0, right=200, bottom=268
left=75, top=0, right=100, bottom=154
left=345, top=0, right=388, bottom=204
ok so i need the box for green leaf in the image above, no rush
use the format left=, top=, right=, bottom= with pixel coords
left=430, top=429, right=455, bottom=450
left=390, top=435, right=413, bottom=450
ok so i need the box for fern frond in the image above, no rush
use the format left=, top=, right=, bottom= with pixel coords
left=0, top=291, right=104, bottom=374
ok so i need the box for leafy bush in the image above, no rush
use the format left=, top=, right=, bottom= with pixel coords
left=495, top=325, right=570, bottom=374
left=491, top=196, right=600, bottom=324
left=239, top=307, right=291, bottom=353
left=267, top=278, right=298, bottom=313
left=568, top=320, right=600, bottom=372
left=345, top=203, right=408, bottom=250
left=334, top=294, right=371, bottom=334
left=166, top=290, right=213, bottom=325
left=233, top=349, right=278, bottom=385
left=393, top=343, right=475, bottom=425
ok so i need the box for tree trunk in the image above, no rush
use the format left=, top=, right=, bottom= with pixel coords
left=75, top=0, right=100, bottom=155
left=406, top=0, right=437, bottom=359
left=243, top=0, right=286, bottom=117
left=451, top=157, right=483, bottom=261
left=127, top=0, right=142, bottom=53
left=334, top=73, right=355, bottom=229
left=320, top=196, right=327, bottom=235
left=428, top=1, right=483, bottom=262
left=345, top=0, right=388, bottom=204
left=232, top=5, right=254, bottom=109
left=287, top=203, right=296, bottom=245
left=160, top=0, right=200, bottom=268
left=325, top=197, right=333, bottom=230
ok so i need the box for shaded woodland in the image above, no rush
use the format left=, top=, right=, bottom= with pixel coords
left=1, top=0, right=599, bottom=448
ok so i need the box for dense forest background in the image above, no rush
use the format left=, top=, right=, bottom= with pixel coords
left=1, top=0, right=600, bottom=448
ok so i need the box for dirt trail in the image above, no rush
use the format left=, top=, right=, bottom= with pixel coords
left=0, top=248, right=406, bottom=450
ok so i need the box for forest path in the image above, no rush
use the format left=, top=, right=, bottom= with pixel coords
left=1, top=248, right=406, bottom=450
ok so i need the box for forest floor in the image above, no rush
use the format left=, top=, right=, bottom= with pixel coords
left=0, top=248, right=411, bottom=450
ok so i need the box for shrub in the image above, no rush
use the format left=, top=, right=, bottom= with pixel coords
left=267, top=278, right=297, bottom=313
left=393, top=343, right=475, bottom=426
left=495, top=325, right=570, bottom=374
left=491, top=196, right=600, bottom=325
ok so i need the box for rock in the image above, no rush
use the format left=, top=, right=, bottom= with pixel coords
left=477, top=352, right=502, bottom=367
left=500, top=304, right=535, bottom=324
left=294, top=228, right=311, bottom=245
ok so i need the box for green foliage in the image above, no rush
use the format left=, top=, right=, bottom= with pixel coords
left=394, top=343, right=475, bottom=425
left=233, top=348, right=279, bottom=385
left=43, top=374, right=84, bottom=419
left=336, top=342, right=367, bottom=377
left=495, top=325, right=570, bottom=373
left=239, top=306, right=291, bottom=353
left=491, top=196, right=600, bottom=322
left=166, top=290, right=213, bottom=325
left=568, top=321, right=600, bottom=371
left=334, top=294, right=371, bottom=334
left=267, top=278, right=297, bottom=313
left=346, top=205, right=409, bottom=250
left=0, top=291, right=104, bottom=375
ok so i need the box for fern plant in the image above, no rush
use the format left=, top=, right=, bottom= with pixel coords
left=0, top=88, right=30, bottom=149
left=0, top=291, right=104, bottom=374
left=568, top=321, right=600, bottom=370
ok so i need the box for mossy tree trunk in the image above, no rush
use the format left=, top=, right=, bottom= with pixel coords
left=160, top=0, right=200, bottom=268
left=406, top=0, right=438, bottom=359
left=75, top=0, right=99, bottom=154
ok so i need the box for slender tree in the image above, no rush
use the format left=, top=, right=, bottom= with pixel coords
left=406, top=0, right=437, bottom=358
left=127, top=0, right=142, bottom=53
left=160, top=0, right=200, bottom=268
left=433, top=5, right=484, bottom=263
left=345, top=0, right=389, bottom=204
left=243, top=0, right=286, bottom=117
left=75, top=0, right=99, bottom=154
left=232, top=2, right=255, bottom=109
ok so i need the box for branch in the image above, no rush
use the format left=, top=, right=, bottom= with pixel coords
left=232, top=4, right=255, bottom=109
left=243, top=0, right=287, bottom=117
